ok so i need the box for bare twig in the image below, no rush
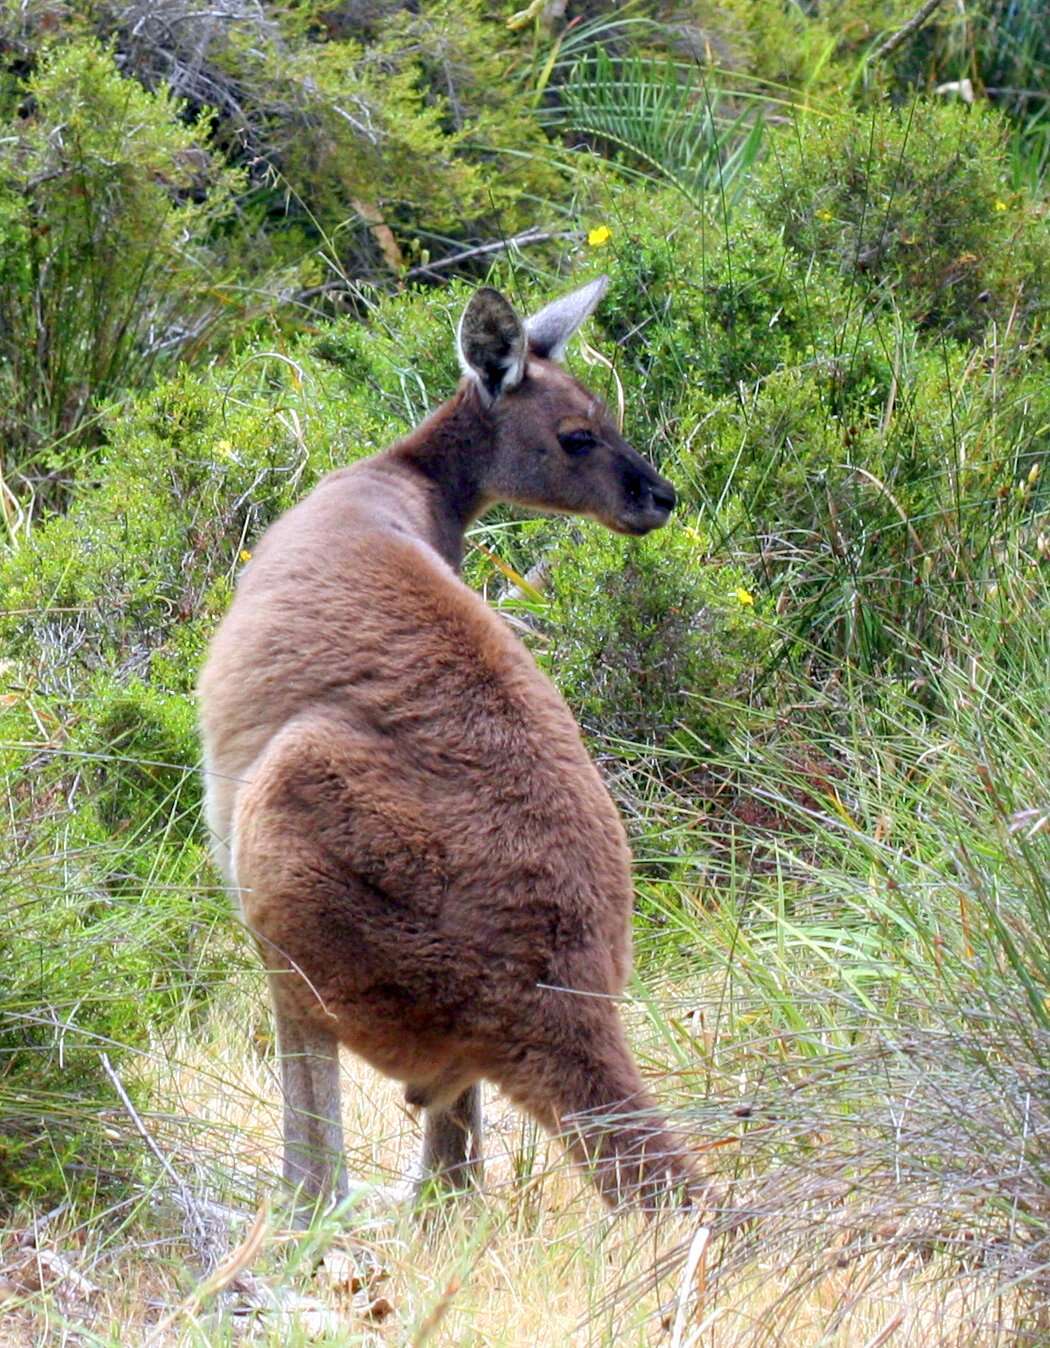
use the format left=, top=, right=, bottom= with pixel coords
left=403, top=227, right=581, bottom=280
left=293, top=227, right=582, bottom=303
left=869, top=0, right=948, bottom=64
left=101, top=1052, right=189, bottom=1195
left=100, top=1053, right=230, bottom=1276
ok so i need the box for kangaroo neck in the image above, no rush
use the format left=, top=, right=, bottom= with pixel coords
left=383, top=386, right=493, bottom=573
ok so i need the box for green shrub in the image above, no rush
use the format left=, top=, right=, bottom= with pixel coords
left=0, top=686, right=233, bottom=1201
left=76, top=677, right=202, bottom=842
left=579, top=185, right=907, bottom=461
left=2, top=1, right=564, bottom=286
left=673, top=335, right=1050, bottom=675
left=206, top=1, right=549, bottom=255
left=592, top=194, right=831, bottom=413
left=539, top=521, right=770, bottom=749
left=755, top=100, right=1050, bottom=343
left=0, top=40, right=243, bottom=476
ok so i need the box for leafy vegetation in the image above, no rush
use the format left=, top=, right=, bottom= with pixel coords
left=0, top=41, right=244, bottom=489
left=539, top=522, right=770, bottom=748
left=1, top=2, right=1048, bottom=1342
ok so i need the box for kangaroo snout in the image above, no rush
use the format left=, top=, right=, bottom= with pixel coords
left=639, top=471, right=677, bottom=528
left=650, top=477, right=677, bottom=514
left=614, top=457, right=677, bottom=535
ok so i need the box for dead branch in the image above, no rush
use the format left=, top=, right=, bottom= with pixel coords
left=869, top=0, right=948, bottom=64
left=101, top=1053, right=231, bottom=1277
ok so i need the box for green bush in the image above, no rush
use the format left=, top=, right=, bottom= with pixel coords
left=0, top=1, right=564, bottom=287
left=0, top=41, right=243, bottom=476
left=755, top=100, right=1050, bottom=343
left=0, top=686, right=232, bottom=1200
left=76, top=677, right=202, bottom=842
left=671, top=333, right=1050, bottom=675
left=569, top=139, right=1048, bottom=680
left=591, top=194, right=837, bottom=415
left=202, top=0, right=554, bottom=257
left=577, top=184, right=911, bottom=467
left=539, top=521, right=770, bottom=749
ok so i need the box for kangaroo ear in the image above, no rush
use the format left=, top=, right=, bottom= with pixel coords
left=525, top=275, right=609, bottom=362
left=457, top=288, right=526, bottom=402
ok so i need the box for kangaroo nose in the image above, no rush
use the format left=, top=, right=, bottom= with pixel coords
left=651, top=480, right=676, bottom=513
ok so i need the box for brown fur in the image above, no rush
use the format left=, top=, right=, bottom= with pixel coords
left=198, top=283, right=701, bottom=1215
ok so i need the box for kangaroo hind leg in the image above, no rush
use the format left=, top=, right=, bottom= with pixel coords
left=418, top=1085, right=483, bottom=1198
left=267, top=972, right=348, bottom=1225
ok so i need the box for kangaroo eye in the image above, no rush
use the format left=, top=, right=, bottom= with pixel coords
left=558, top=429, right=597, bottom=456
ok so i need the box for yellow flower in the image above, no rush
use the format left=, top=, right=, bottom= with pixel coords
left=587, top=225, right=612, bottom=247
left=815, top=208, right=834, bottom=222
left=734, top=587, right=755, bottom=606
left=239, top=549, right=252, bottom=563
left=215, top=439, right=233, bottom=457
left=994, top=199, right=1008, bottom=212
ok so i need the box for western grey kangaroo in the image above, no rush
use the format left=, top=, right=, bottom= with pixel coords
left=198, top=276, right=704, bottom=1217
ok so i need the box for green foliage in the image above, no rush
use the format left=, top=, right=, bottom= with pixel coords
left=0, top=41, right=243, bottom=475
left=671, top=328, right=1049, bottom=674
left=755, top=100, right=1050, bottom=342
left=210, top=2, right=547, bottom=250
left=593, top=195, right=854, bottom=420
left=0, top=0, right=563, bottom=283
left=3, top=378, right=276, bottom=678
left=862, top=0, right=1050, bottom=180
left=77, top=678, right=202, bottom=841
left=574, top=116, right=1048, bottom=677
left=714, top=0, right=844, bottom=93
left=309, top=282, right=465, bottom=428
left=633, top=578, right=1050, bottom=1324
left=547, top=48, right=765, bottom=211
left=0, top=689, right=232, bottom=1200
left=539, top=522, right=770, bottom=749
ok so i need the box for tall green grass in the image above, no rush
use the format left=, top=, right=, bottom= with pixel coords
left=601, top=559, right=1050, bottom=1336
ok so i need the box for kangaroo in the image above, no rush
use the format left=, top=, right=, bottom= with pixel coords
left=198, top=276, right=704, bottom=1218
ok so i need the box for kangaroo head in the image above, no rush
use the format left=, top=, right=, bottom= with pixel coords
left=456, top=277, right=676, bottom=536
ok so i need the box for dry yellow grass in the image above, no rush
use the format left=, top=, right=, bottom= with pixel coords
left=0, top=990, right=1036, bottom=1347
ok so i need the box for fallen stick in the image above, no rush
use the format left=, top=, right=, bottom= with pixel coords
left=869, top=0, right=948, bottom=64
